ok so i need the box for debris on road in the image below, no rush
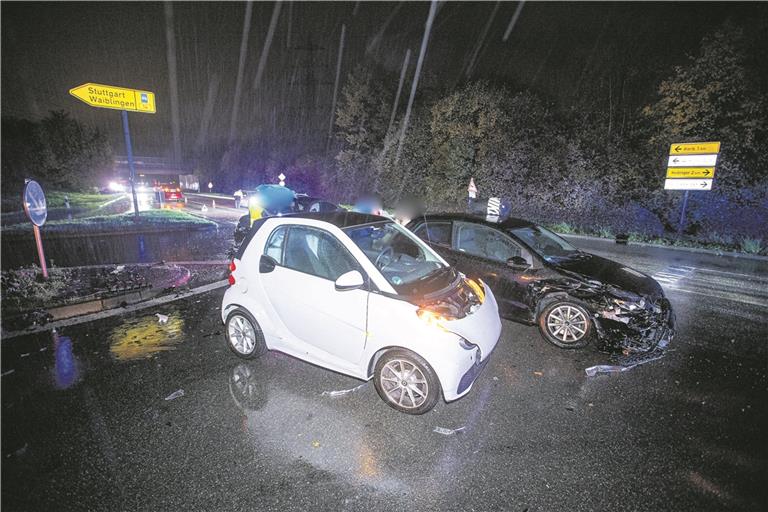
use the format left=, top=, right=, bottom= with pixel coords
left=320, top=383, right=367, bottom=397
left=311, top=441, right=321, bottom=448
left=433, top=426, right=466, bottom=436
left=156, top=313, right=169, bottom=324
left=585, top=365, right=634, bottom=377
left=111, top=265, right=126, bottom=274
left=1, top=369, right=15, bottom=377
left=164, top=389, right=185, bottom=401
left=533, top=371, right=543, bottom=377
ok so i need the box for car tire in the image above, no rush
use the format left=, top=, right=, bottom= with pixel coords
left=374, top=349, right=441, bottom=415
left=225, top=309, right=267, bottom=359
left=537, top=299, right=592, bottom=349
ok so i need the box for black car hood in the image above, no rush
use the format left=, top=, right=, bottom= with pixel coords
left=554, top=253, right=663, bottom=300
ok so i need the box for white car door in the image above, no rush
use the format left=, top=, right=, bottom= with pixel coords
left=259, top=225, right=368, bottom=371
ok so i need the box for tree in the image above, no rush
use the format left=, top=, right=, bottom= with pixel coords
left=1, top=111, right=113, bottom=192
left=332, top=66, right=391, bottom=199
left=642, top=20, right=768, bottom=194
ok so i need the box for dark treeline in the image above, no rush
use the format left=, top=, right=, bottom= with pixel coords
left=325, top=19, right=768, bottom=243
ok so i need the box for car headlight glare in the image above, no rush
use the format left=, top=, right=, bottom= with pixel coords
left=416, top=308, right=454, bottom=331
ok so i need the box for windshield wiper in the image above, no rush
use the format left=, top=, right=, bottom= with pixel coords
left=417, top=265, right=451, bottom=282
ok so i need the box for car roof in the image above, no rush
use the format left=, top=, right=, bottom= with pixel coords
left=412, top=212, right=537, bottom=230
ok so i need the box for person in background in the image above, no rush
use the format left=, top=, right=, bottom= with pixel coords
left=233, top=189, right=244, bottom=209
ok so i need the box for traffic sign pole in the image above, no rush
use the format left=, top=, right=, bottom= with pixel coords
left=121, top=110, right=140, bottom=219
left=677, top=190, right=690, bottom=237
left=32, top=224, right=48, bottom=279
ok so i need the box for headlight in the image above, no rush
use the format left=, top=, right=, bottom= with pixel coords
left=612, top=297, right=645, bottom=311
left=416, top=308, right=455, bottom=331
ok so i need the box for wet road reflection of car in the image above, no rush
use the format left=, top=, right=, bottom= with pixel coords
left=408, top=213, right=675, bottom=353
left=222, top=212, right=502, bottom=413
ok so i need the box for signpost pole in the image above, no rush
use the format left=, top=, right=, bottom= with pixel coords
left=677, top=190, right=690, bottom=237
left=32, top=224, right=48, bottom=279
left=121, top=110, right=140, bottom=219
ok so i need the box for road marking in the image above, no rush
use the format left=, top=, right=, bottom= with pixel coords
left=1, top=280, right=229, bottom=341
left=662, top=285, right=768, bottom=309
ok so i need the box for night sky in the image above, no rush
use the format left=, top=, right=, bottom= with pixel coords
left=1, top=1, right=763, bottom=160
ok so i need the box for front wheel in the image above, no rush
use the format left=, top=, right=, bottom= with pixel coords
left=538, top=299, right=592, bottom=349
left=225, top=309, right=267, bottom=359
left=374, top=349, right=441, bottom=414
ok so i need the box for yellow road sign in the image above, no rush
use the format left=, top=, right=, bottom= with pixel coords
left=666, top=167, right=715, bottom=179
left=669, top=142, right=720, bottom=155
left=69, top=83, right=156, bottom=114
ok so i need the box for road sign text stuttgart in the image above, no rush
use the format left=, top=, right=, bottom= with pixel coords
left=669, top=142, right=720, bottom=155
left=666, top=167, right=715, bottom=179
left=69, top=83, right=156, bottom=113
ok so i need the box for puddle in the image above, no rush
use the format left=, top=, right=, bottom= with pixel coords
left=109, top=313, right=185, bottom=361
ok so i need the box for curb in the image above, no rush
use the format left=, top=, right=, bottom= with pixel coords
left=559, top=233, right=768, bottom=262
left=2, top=279, right=229, bottom=340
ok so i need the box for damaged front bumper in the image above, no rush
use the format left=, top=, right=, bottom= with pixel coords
left=593, top=297, right=675, bottom=353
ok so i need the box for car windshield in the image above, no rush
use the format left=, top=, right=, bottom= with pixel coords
left=344, top=221, right=449, bottom=294
left=509, top=226, right=582, bottom=262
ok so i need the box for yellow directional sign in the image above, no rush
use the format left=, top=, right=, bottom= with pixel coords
left=666, top=167, right=715, bottom=179
left=69, top=83, right=156, bottom=114
left=669, top=141, right=720, bottom=155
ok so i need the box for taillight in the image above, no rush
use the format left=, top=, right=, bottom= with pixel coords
left=228, top=260, right=236, bottom=285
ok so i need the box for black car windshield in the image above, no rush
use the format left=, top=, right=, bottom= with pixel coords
left=344, top=221, right=450, bottom=295
left=509, top=226, right=581, bottom=262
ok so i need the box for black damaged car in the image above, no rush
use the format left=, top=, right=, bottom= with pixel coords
left=407, top=213, right=674, bottom=353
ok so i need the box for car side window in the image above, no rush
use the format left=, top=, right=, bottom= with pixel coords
left=454, top=222, right=523, bottom=263
left=283, top=226, right=360, bottom=281
left=264, top=226, right=286, bottom=263
left=412, top=221, right=452, bottom=246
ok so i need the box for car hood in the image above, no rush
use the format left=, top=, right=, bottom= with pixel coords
left=554, top=253, right=663, bottom=300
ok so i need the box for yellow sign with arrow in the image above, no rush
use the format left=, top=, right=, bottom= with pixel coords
left=668, top=142, right=720, bottom=155
left=69, top=83, right=156, bottom=114
left=665, top=167, right=715, bottom=179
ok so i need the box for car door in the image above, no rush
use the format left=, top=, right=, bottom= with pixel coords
left=451, top=221, right=534, bottom=321
left=411, top=220, right=454, bottom=257
left=258, top=225, right=368, bottom=370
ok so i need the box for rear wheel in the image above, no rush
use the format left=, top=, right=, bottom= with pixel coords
left=538, top=299, right=592, bottom=349
left=374, top=349, right=440, bottom=414
left=225, top=309, right=267, bottom=359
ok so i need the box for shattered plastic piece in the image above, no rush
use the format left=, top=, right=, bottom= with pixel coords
left=164, top=389, right=185, bottom=401
left=156, top=313, right=169, bottom=324
left=111, top=265, right=126, bottom=274
left=585, top=365, right=634, bottom=377
left=311, top=441, right=321, bottom=448
left=20, top=353, right=30, bottom=358
left=1, top=369, right=15, bottom=377
left=321, top=383, right=367, bottom=397
left=533, top=371, right=543, bottom=377
left=433, top=426, right=466, bottom=436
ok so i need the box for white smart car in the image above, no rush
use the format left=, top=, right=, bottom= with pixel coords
left=221, top=212, right=502, bottom=414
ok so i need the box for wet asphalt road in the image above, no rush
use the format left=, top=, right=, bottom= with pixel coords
left=2, top=259, right=767, bottom=511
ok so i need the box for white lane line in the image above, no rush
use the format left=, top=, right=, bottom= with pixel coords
left=662, top=284, right=768, bottom=309
left=1, top=280, right=229, bottom=341
left=674, top=265, right=768, bottom=280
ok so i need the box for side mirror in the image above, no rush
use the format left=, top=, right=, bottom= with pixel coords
left=259, top=254, right=277, bottom=273
left=507, top=256, right=529, bottom=269
left=335, top=270, right=365, bottom=291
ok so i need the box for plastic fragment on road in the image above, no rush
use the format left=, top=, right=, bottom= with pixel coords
left=433, top=426, right=466, bottom=436
left=1, top=369, right=15, bottom=377
left=111, top=265, right=126, bottom=274
left=585, top=365, right=634, bottom=377
left=164, top=389, right=185, bottom=401
left=321, top=383, right=367, bottom=397
left=156, top=313, right=169, bottom=324
left=312, top=441, right=321, bottom=448
left=533, top=371, right=543, bottom=376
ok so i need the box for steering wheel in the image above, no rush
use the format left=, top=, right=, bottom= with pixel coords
left=374, top=247, right=395, bottom=269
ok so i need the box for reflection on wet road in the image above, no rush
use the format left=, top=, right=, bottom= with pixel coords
left=1, top=286, right=766, bottom=511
